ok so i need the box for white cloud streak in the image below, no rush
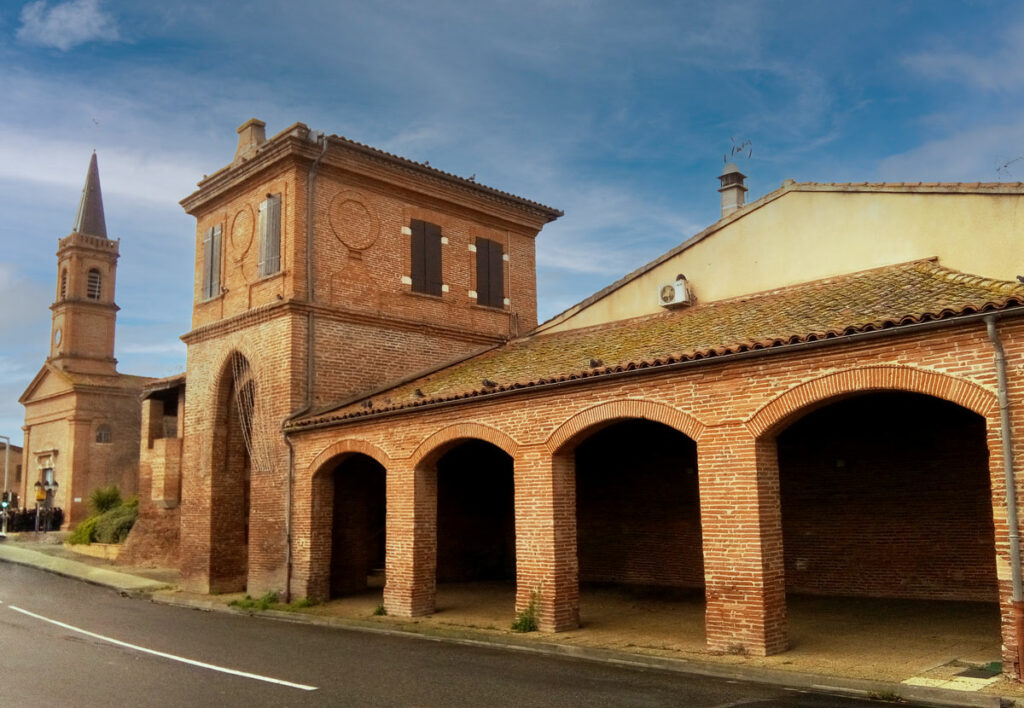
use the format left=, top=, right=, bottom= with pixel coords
left=17, top=0, right=119, bottom=51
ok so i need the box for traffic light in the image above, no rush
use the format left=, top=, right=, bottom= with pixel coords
left=1, top=491, right=8, bottom=509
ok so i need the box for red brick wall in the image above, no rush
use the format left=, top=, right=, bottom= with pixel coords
left=575, top=420, right=703, bottom=587
left=778, top=392, right=996, bottom=601
left=287, top=318, right=1024, bottom=666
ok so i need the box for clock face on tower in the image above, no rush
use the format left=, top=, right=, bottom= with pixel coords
left=54, top=328, right=62, bottom=347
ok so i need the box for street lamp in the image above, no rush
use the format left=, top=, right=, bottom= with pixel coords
left=0, top=434, right=9, bottom=537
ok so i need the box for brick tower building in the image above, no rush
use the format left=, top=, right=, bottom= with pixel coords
left=177, top=120, right=561, bottom=595
left=20, top=154, right=152, bottom=524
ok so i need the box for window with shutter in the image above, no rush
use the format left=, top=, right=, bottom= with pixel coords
left=475, top=238, right=504, bottom=308
left=202, top=225, right=222, bottom=300
left=86, top=269, right=102, bottom=300
left=60, top=270, right=68, bottom=300
left=410, top=219, right=443, bottom=296
left=258, top=194, right=282, bottom=277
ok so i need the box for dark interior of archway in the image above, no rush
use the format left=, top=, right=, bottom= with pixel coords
left=575, top=420, right=701, bottom=589
left=330, top=454, right=386, bottom=597
left=778, top=392, right=996, bottom=601
left=210, top=373, right=251, bottom=592
left=437, top=440, right=514, bottom=582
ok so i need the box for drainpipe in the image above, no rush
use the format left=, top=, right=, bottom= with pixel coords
left=985, top=314, right=1024, bottom=676
left=284, top=131, right=327, bottom=604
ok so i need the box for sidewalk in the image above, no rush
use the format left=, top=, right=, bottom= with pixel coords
left=0, top=533, right=1015, bottom=708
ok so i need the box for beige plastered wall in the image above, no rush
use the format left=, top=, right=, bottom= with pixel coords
left=547, top=190, right=1024, bottom=332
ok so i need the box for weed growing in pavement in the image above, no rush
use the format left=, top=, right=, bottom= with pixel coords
left=229, top=592, right=279, bottom=611
left=511, top=591, right=539, bottom=632
left=373, top=603, right=387, bottom=616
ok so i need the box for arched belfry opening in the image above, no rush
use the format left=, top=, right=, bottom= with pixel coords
left=569, top=419, right=704, bottom=636
left=208, top=353, right=259, bottom=593
left=775, top=391, right=999, bottom=651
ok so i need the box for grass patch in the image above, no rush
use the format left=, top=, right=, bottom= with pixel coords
left=373, top=603, right=387, bottom=616
left=511, top=591, right=539, bottom=633
left=229, top=592, right=279, bottom=611
left=282, top=597, right=317, bottom=611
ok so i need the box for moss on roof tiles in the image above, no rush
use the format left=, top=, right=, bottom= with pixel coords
left=292, top=260, right=1024, bottom=428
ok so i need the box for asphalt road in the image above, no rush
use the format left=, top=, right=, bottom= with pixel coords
left=0, top=563, right=907, bottom=707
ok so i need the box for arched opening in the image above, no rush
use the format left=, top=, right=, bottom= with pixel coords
left=310, top=453, right=386, bottom=600
left=567, top=418, right=704, bottom=643
left=208, top=353, right=254, bottom=593
left=776, top=391, right=999, bottom=663
left=86, top=269, right=101, bottom=300
left=433, top=439, right=515, bottom=616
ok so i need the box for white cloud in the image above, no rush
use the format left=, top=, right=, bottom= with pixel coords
left=903, top=21, right=1024, bottom=93
left=878, top=121, right=1024, bottom=182
left=17, top=0, right=120, bottom=51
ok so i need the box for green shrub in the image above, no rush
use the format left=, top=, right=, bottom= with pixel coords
left=511, top=591, right=539, bottom=633
left=88, top=485, right=122, bottom=515
left=373, top=603, right=387, bottom=616
left=68, top=516, right=98, bottom=545
left=92, top=497, right=138, bottom=544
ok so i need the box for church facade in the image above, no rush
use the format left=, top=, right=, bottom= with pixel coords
left=19, top=154, right=152, bottom=525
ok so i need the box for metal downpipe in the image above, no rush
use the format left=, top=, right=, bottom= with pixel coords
left=985, top=314, right=1024, bottom=676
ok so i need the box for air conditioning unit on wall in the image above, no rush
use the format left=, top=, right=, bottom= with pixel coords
left=658, top=275, right=690, bottom=308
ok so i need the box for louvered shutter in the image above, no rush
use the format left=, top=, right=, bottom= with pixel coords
left=203, top=225, right=222, bottom=299
left=410, top=220, right=426, bottom=292
left=424, top=222, right=443, bottom=296
left=488, top=238, right=504, bottom=307
left=476, top=238, right=490, bottom=305
left=259, top=194, right=282, bottom=276
left=476, top=238, right=504, bottom=308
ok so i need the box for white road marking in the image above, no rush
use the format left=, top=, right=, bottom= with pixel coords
left=8, top=605, right=317, bottom=691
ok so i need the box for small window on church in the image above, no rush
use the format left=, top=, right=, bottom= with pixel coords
left=87, top=269, right=102, bottom=300
left=258, top=194, right=282, bottom=277
left=60, top=270, right=68, bottom=300
left=96, top=425, right=112, bottom=443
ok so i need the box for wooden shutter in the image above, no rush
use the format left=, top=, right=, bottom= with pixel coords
left=424, top=222, right=443, bottom=296
left=203, top=225, right=221, bottom=299
left=410, top=219, right=426, bottom=292
left=259, top=194, right=282, bottom=276
left=476, top=238, right=504, bottom=308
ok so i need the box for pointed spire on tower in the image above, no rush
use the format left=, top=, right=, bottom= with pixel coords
left=72, top=151, right=107, bottom=238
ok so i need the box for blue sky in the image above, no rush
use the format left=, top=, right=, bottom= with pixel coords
left=0, top=0, right=1022, bottom=442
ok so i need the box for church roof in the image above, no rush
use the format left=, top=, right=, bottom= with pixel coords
left=72, top=152, right=107, bottom=238
left=289, top=259, right=1024, bottom=430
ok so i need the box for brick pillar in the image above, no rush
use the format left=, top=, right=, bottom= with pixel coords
left=383, top=461, right=436, bottom=617
left=988, top=415, right=1024, bottom=679
left=513, top=446, right=579, bottom=632
left=288, top=464, right=324, bottom=602
left=697, top=424, right=787, bottom=655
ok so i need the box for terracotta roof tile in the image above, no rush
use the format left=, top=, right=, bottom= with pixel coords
left=290, top=260, right=1024, bottom=429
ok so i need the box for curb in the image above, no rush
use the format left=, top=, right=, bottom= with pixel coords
left=0, top=543, right=1011, bottom=708
left=152, top=592, right=1007, bottom=708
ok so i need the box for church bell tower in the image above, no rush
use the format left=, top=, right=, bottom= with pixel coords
left=49, top=153, right=120, bottom=375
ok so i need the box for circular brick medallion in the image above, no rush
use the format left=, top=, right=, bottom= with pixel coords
left=329, top=191, right=379, bottom=250
left=230, top=205, right=255, bottom=260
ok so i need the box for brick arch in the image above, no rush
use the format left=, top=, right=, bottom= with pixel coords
left=410, top=422, right=520, bottom=467
left=545, top=399, right=707, bottom=455
left=307, top=438, right=392, bottom=480
left=745, top=365, right=998, bottom=439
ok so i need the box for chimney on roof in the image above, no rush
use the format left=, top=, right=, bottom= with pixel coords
left=235, top=118, right=267, bottom=162
left=718, top=163, right=747, bottom=218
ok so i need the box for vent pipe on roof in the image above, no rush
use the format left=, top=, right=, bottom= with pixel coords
left=718, top=163, right=747, bottom=217
left=235, top=118, right=267, bottom=162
